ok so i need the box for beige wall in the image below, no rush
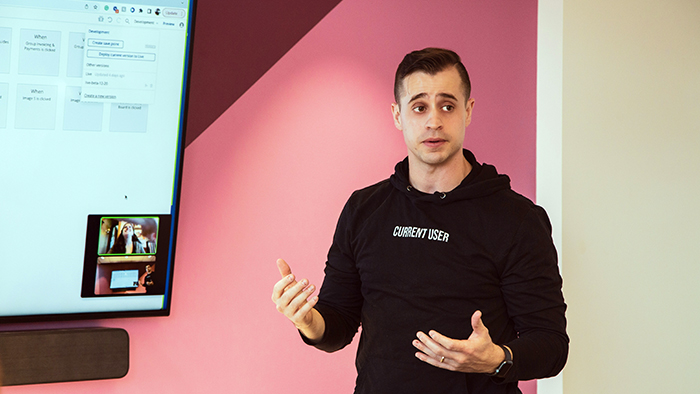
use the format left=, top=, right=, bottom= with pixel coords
left=562, top=0, right=700, bottom=392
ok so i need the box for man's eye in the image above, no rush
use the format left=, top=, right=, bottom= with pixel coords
left=412, top=106, right=425, bottom=113
left=442, top=105, right=454, bottom=111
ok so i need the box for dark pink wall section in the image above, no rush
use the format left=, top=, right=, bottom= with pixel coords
left=185, top=0, right=342, bottom=145
left=2, top=1, right=537, bottom=393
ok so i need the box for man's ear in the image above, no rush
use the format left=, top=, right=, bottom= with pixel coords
left=464, top=98, right=475, bottom=127
left=391, top=102, right=402, bottom=130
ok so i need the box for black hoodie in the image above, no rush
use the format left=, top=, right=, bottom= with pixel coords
left=309, top=150, right=568, bottom=394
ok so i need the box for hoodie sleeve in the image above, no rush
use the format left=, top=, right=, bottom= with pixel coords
left=498, top=206, right=569, bottom=382
left=300, top=198, right=363, bottom=352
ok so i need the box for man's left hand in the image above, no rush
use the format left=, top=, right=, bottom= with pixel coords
left=413, top=310, right=506, bottom=374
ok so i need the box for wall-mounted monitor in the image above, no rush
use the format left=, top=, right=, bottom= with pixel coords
left=0, top=0, right=196, bottom=323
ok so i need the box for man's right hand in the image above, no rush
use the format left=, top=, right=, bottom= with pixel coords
left=271, top=258, right=325, bottom=342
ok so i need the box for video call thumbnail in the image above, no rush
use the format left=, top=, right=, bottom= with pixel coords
left=99, top=217, right=159, bottom=255
left=82, top=215, right=170, bottom=297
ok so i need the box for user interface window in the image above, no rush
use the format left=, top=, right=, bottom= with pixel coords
left=0, top=0, right=192, bottom=319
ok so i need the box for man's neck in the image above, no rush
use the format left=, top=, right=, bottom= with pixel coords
left=408, top=153, right=472, bottom=194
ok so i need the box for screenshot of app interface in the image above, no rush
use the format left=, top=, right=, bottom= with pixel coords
left=0, top=0, right=192, bottom=319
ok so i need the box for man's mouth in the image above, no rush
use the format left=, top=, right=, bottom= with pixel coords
left=423, top=138, right=446, bottom=147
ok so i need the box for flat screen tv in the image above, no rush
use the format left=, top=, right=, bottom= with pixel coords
left=0, top=0, right=196, bottom=323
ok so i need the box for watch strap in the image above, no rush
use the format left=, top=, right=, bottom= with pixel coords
left=488, top=344, right=513, bottom=378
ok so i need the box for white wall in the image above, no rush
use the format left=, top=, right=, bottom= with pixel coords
left=561, top=0, right=700, bottom=392
left=536, top=1, right=563, bottom=392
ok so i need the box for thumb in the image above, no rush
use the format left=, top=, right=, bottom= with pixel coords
left=470, top=310, right=488, bottom=337
left=276, top=258, right=292, bottom=278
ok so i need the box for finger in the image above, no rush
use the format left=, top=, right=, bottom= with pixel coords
left=276, top=278, right=312, bottom=312
left=277, top=258, right=292, bottom=277
left=271, top=273, right=295, bottom=302
left=287, top=280, right=316, bottom=312
left=283, top=280, right=316, bottom=324
left=428, top=330, right=459, bottom=351
left=412, top=332, right=437, bottom=357
left=276, top=259, right=298, bottom=293
left=415, top=331, right=448, bottom=357
left=413, top=333, right=456, bottom=371
left=414, top=351, right=457, bottom=371
left=292, top=293, right=319, bottom=322
left=414, top=350, right=440, bottom=367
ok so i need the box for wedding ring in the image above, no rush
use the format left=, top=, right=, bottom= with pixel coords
left=440, top=356, right=445, bottom=363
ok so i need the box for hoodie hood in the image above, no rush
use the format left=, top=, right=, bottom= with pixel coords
left=389, top=149, right=511, bottom=205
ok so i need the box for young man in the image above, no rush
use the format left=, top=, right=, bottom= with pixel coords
left=141, top=264, right=155, bottom=294
left=272, top=48, right=568, bottom=393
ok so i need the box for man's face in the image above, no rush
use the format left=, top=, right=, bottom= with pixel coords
left=391, top=66, right=474, bottom=169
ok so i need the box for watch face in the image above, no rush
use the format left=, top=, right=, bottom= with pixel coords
left=491, top=345, right=513, bottom=377
left=497, top=360, right=513, bottom=377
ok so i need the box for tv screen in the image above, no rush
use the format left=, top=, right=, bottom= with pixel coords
left=109, top=269, right=140, bottom=290
left=0, top=0, right=196, bottom=323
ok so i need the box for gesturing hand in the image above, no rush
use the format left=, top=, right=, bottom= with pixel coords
left=412, top=310, right=506, bottom=374
left=271, top=258, right=325, bottom=341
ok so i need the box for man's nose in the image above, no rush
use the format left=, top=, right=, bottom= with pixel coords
left=425, top=107, right=443, bottom=130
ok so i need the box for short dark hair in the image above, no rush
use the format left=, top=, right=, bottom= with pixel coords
left=393, top=47, right=471, bottom=105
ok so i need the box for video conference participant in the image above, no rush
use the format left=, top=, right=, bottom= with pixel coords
left=108, top=222, right=145, bottom=254
left=272, top=48, right=568, bottom=393
left=141, top=264, right=155, bottom=294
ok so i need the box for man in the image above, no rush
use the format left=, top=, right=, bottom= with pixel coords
left=141, top=264, right=154, bottom=294
left=272, top=48, right=568, bottom=393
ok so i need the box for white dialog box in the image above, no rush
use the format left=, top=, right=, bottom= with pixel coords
left=0, top=27, right=10, bottom=74
left=66, top=32, right=86, bottom=78
left=19, top=29, right=61, bottom=76
left=63, top=86, right=103, bottom=132
left=15, top=84, right=58, bottom=130
left=81, top=27, right=159, bottom=104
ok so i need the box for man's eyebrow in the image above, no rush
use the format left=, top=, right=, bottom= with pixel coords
left=408, top=92, right=459, bottom=103
left=408, top=93, right=428, bottom=103
left=437, top=92, right=459, bottom=101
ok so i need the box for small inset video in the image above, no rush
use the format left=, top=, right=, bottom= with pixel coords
left=82, top=215, right=167, bottom=297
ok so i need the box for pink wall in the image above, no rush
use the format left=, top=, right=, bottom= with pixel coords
left=2, top=0, right=537, bottom=392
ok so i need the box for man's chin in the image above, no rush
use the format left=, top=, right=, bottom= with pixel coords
left=413, top=148, right=461, bottom=166
left=412, top=153, right=450, bottom=166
